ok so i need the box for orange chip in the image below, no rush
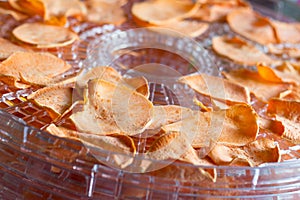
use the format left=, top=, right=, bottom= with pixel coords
left=208, top=138, right=281, bottom=166
left=0, top=75, right=29, bottom=89
left=259, top=117, right=285, bottom=136
left=268, top=44, right=300, bottom=58
left=0, top=37, right=29, bottom=60
left=267, top=99, right=300, bottom=144
left=257, top=63, right=300, bottom=85
left=0, top=52, right=72, bottom=86
left=132, top=0, right=200, bottom=25
left=85, top=0, right=126, bottom=25
left=227, top=8, right=277, bottom=44
left=179, top=73, right=251, bottom=104
left=27, top=85, right=73, bottom=119
left=8, top=0, right=45, bottom=16
left=13, top=23, right=78, bottom=48
left=0, top=7, right=28, bottom=20
left=123, top=76, right=150, bottom=98
left=271, top=20, right=300, bottom=44
left=212, top=36, right=277, bottom=66
left=223, top=69, right=291, bottom=102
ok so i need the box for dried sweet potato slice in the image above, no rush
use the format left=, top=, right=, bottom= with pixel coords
left=0, top=52, right=71, bottom=86
left=123, top=76, right=150, bottom=98
left=132, top=0, right=200, bottom=25
left=268, top=44, right=300, bottom=58
left=227, top=8, right=277, bottom=44
left=271, top=20, right=300, bottom=44
left=267, top=99, right=300, bottom=144
left=208, top=138, right=281, bottom=166
left=8, top=0, right=45, bottom=16
left=179, top=73, right=251, bottom=104
left=223, top=69, right=290, bottom=102
left=0, top=75, right=29, bottom=89
left=0, top=37, right=29, bottom=60
left=85, top=0, right=126, bottom=25
left=13, top=23, right=78, bottom=48
left=0, top=7, right=28, bottom=20
left=279, top=85, right=300, bottom=101
left=27, top=85, right=73, bottom=119
left=212, top=36, right=277, bottom=66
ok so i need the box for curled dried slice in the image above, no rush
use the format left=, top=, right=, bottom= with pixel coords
left=0, top=75, right=29, bottom=89
left=212, top=36, right=276, bottom=66
left=8, top=0, right=44, bottom=16
left=179, top=73, right=251, bottom=104
left=85, top=0, right=126, bottom=25
left=132, top=0, right=199, bottom=25
left=0, top=52, right=71, bottom=86
left=123, top=76, right=150, bottom=98
left=0, top=7, right=27, bottom=20
left=0, top=37, right=29, bottom=60
left=13, top=23, right=78, bottom=48
left=208, top=138, right=281, bottom=166
left=148, top=105, right=193, bottom=130
left=257, top=63, right=300, bottom=85
left=227, top=8, right=277, bottom=44
left=280, top=85, right=300, bottom=101
left=223, top=69, right=290, bottom=102
left=268, top=44, right=300, bottom=58
left=267, top=99, right=300, bottom=144
left=271, top=20, right=300, bottom=44
left=27, top=85, right=73, bottom=119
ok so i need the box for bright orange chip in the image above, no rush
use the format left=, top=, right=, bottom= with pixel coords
left=227, top=8, right=277, bottom=44
left=257, top=63, right=300, bottom=85
left=271, top=20, right=300, bottom=44
left=8, top=0, right=45, bottom=16
left=208, top=138, right=281, bottom=166
left=179, top=73, right=251, bottom=104
left=27, top=85, right=73, bottom=119
left=0, top=52, right=72, bottom=86
left=85, top=0, right=126, bottom=25
left=223, top=69, right=291, bottom=102
left=132, top=0, right=200, bottom=25
left=212, top=36, right=277, bottom=66
left=13, top=23, right=78, bottom=48
left=267, top=99, right=300, bottom=144
left=0, top=37, right=29, bottom=60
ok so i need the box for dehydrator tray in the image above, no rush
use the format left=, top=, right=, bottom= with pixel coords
left=1, top=0, right=300, bottom=199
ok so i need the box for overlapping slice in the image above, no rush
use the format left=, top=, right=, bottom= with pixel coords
left=132, top=0, right=199, bottom=25
left=0, top=37, right=29, bottom=60
left=0, top=7, right=27, bottom=20
left=8, top=0, right=45, bottom=16
left=223, top=69, right=290, bottom=102
left=13, top=23, right=78, bottom=48
left=71, top=79, right=153, bottom=135
left=85, top=0, right=126, bottom=25
left=27, top=85, right=73, bottom=119
left=179, top=73, right=250, bottom=104
left=267, top=99, right=300, bottom=144
left=227, top=8, right=277, bottom=44
left=212, top=36, right=277, bottom=66
left=162, top=104, right=258, bottom=149
left=0, top=52, right=72, bottom=86
left=268, top=45, right=300, bottom=58
left=208, top=138, right=281, bottom=166
left=271, top=20, right=300, bottom=44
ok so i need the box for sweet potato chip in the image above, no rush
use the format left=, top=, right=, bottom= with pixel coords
left=148, top=105, right=193, bottom=130
left=268, top=44, right=300, bottom=58
left=267, top=99, right=300, bottom=144
left=0, top=75, right=29, bottom=89
left=280, top=85, right=300, bottom=101
left=8, top=0, right=44, bottom=16
left=0, top=52, right=71, bottom=86
left=227, top=8, right=277, bottom=44
left=13, top=23, right=78, bottom=48
left=208, top=138, right=281, bottom=166
left=0, top=37, right=28, bottom=60
left=123, top=76, right=150, bottom=98
left=132, top=0, right=200, bottom=25
left=223, top=69, right=290, bottom=102
left=257, top=63, right=300, bottom=85
left=85, top=0, right=126, bottom=25
left=179, top=73, right=251, bottom=104
left=271, top=20, right=300, bottom=44
left=0, top=7, right=27, bottom=20
left=27, top=85, right=73, bottom=119
left=72, top=79, right=153, bottom=135
left=212, top=36, right=277, bottom=66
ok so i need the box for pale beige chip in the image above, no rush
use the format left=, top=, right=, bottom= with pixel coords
left=227, top=8, right=277, bottom=44
left=0, top=52, right=71, bottom=86
left=132, top=0, right=200, bottom=25
left=271, top=20, right=300, bottom=44
left=123, top=76, right=150, bottom=98
left=208, top=138, right=281, bottom=166
left=13, top=23, right=78, bottom=48
left=268, top=44, right=300, bottom=58
left=212, top=36, right=277, bottom=66
left=0, top=37, right=29, bottom=60
left=27, top=85, right=73, bottom=119
left=0, top=7, right=28, bottom=20
left=179, top=73, right=251, bottom=104
left=223, top=69, right=291, bottom=102
left=85, top=0, right=126, bottom=25
left=267, top=99, right=300, bottom=144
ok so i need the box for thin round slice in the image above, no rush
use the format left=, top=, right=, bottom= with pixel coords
left=13, top=23, right=78, bottom=48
